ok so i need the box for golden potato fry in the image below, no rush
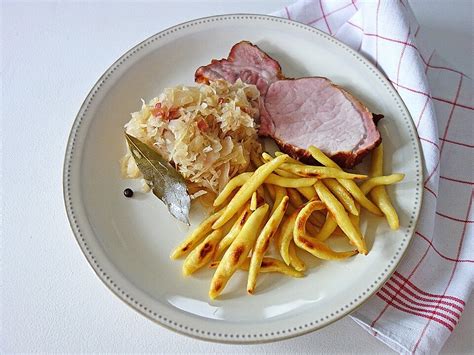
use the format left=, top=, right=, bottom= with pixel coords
left=274, top=151, right=303, bottom=165
left=279, top=208, right=301, bottom=265
left=360, top=174, right=405, bottom=195
left=294, top=200, right=358, bottom=260
left=270, top=186, right=287, bottom=216
left=214, top=172, right=253, bottom=207
left=323, top=178, right=359, bottom=216
left=368, top=144, right=400, bottom=230
left=314, top=211, right=338, bottom=241
left=288, top=188, right=305, bottom=209
left=280, top=163, right=367, bottom=180
left=170, top=210, right=223, bottom=259
left=209, top=257, right=303, bottom=278
left=349, top=203, right=361, bottom=230
left=265, top=174, right=318, bottom=188
left=289, top=241, right=306, bottom=272
left=212, top=155, right=288, bottom=229
left=214, top=205, right=251, bottom=259
left=307, top=146, right=382, bottom=216
left=369, top=143, right=384, bottom=176
left=263, top=153, right=317, bottom=200
left=182, top=229, right=224, bottom=276
left=314, top=181, right=367, bottom=254
left=248, top=196, right=289, bottom=294
left=250, top=191, right=258, bottom=211
left=371, top=187, right=399, bottom=230
left=339, top=179, right=383, bottom=216
left=209, top=204, right=269, bottom=299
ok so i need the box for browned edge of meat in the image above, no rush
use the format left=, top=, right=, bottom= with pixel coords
left=195, top=40, right=285, bottom=85
left=265, top=78, right=382, bottom=168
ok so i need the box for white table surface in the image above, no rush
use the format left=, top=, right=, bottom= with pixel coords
left=2, top=0, right=473, bottom=353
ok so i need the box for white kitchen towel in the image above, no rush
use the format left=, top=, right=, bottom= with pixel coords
left=272, top=1, right=473, bottom=354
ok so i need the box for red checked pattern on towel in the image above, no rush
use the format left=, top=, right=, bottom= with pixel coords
left=273, top=1, right=473, bottom=354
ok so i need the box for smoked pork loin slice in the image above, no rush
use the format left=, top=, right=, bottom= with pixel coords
left=260, top=78, right=381, bottom=168
left=195, top=41, right=283, bottom=96
left=196, top=41, right=382, bottom=168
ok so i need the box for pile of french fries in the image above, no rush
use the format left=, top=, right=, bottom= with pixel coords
left=171, top=144, right=404, bottom=299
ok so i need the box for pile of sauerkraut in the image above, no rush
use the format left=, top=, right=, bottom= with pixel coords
left=121, top=79, right=262, bottom=195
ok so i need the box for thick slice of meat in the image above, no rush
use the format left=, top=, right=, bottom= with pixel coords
left=195, top=41, right=284, bottom=96
left=260, top=78, right=381, bottom=168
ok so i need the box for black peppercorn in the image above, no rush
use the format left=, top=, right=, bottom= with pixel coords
left=123, top=188, right=134, bottom=198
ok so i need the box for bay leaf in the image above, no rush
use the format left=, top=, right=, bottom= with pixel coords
left=125, top=133, right=191, bottom=225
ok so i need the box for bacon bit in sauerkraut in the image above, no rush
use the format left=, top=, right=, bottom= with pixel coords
left=121, top=79, right=262, bottom=194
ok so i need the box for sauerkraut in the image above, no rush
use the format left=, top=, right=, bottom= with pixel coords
left=121, top=79, right=262, bottom=194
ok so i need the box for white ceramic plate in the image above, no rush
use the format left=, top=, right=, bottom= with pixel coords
left=64, top=14, right=423, bottom=343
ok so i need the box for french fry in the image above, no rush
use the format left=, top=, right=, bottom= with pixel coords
left=314, top=211, right=338, bottom=241
left=369, top=143, right=383, bottom=176
left=214, top=205, right=251, bottom=259
left=265, top=174, right=318, bottom=188
left=286, top=202, right=321, bottom=234
left=323, top=178, right=359, bottom=216
left=308, top=146, right=382, bottom=216
left=280, top=163, right=367, bottom=180
left=371, top=187, right=399, bottom=230
left=294, top=199, right=357, bottom=260
left=212, top=155, right=288, bottom=229
left=360, top=174, right=405, bottom=195
left=263, top=152, right=317, bottom=200
left=289, top=241, right=306, bottom=271
left=349, top=203, right=360, bottom=230
left=314, top=181, right=368, bottom=254
left=368, top=144, right=400, bottom=230
left=270, top=186, right=287, bottom=215
left=210, top=257, right=303, bottom=278
left=247, top=196, right=289, bottom=294
left=287, top=188, right=305, bottom=209
left=209, top=204, right=269, bottom=299
left=279, top=208, right=301, bottom=265
left=250, top=191, right=258, bottom=211
left=214, top=172, right=253, bottom=207
left=170, top=210, right=223, bottom=259
left=182, top=229, right=223, bottom=275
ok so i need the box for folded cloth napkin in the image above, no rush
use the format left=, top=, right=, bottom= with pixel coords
left=272, top=1, right=473, bottom=353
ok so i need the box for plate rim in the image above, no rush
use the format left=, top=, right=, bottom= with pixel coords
left=63, top=13, right=424, bottom=344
